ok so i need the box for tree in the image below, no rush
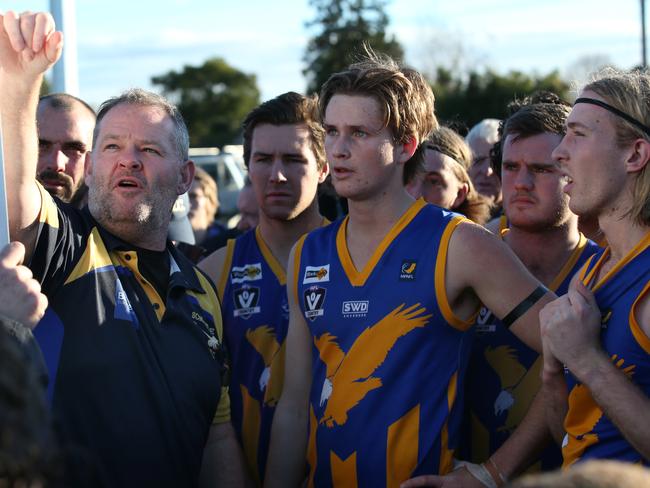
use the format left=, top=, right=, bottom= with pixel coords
left=152, top=58, right=260, bottom=147
left=303, top=0, right=403, bottom=94
left=431, top=68, right=571, bottom=131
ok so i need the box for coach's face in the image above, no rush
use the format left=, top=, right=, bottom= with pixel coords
left=86, top=103, right=193, bottom=243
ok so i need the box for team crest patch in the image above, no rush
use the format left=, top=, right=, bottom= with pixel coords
left=233, top=285, right=261, bottom=319
left=342, top=300, right=369, bottom=318
left=399, top=260, right=417, bottom=281
left=303, top=265, right=330, bottom=284
left=304, top=286, right=326, bottom=321
left=231, top=263, right=262, bottom=284
left=475, top=306, right=496, bottom=333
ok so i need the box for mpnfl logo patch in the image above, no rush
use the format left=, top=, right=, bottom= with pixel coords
left=342, top=300, right=369, bottom=318
left=303, top=265, right=330, bottom=284
left=231, top=263, right=262, bottom=284
left=399, top=260, right=417, bottom=281
left=304, top=286, right=326, bottom=321
left=233, top=286, right=261, bottom=319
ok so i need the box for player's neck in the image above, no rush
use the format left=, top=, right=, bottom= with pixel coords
left=505, top=219, right=581, bottom=286
left=257, top=201, right=324, bottom=269
left=345, top=189, right=415, bottom=271
left=599, top=213, right=650, bottom=265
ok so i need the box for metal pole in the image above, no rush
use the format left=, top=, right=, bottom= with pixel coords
left=642, top=0, right=647, bottom=68
left=50, top=0, right=79, bottom=95
left=0, top=119, right=8, bottom=247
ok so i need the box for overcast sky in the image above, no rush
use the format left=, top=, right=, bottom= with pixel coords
left=6, top=0, right=646, bottom=108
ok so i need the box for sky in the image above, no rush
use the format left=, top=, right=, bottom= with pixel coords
left=4, top=0, right=647, bottom=109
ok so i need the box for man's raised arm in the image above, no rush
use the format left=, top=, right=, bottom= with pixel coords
left=0, top=11, right=62, bottom=259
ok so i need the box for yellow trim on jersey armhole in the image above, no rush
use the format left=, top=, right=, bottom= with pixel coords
left=217, top=239, right=236, bottom=299
left=36, top=180, right=60, bottom=229
left=337, top=198, right=426, bottom=287
left=549, top=233, right=588, bottom=292
left=498, top=215, right=508, bottom=234
left=434, top=216, right=475, bottom=331
left=256, top=227, right=287, bottom=285
left=213, top=386, right=231, bottom=424
left=293, top=234, right=308, bottom=306
left=630, top=280, right=650, bottom=355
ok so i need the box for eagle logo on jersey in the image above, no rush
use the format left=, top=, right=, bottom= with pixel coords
left=485, top=346, right=542, bottom=433
left=313, top=303, right=432, bottom=427
left=563, top=354, right=635, bottom=466
left=245, top=325, right=285, bottom=406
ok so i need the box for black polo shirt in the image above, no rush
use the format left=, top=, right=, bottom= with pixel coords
left=30, top=184, right=229, bottom=488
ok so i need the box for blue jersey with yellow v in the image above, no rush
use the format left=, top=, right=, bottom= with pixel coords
left=563, top=233, right=650, bottom=467
left=295, top=199, right=474, bottom=487
left=463, top=232, right=599, bottom=471
left=219, top=228, right=290, bottom=486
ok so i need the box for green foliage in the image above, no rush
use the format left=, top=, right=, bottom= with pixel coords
left=304, top=0, right=403, bottom=94
left=40, top=77, right=52, bottom=96
left=151, top=58, right=260, bottom=147
left=431, top=68, right=571, bottom=130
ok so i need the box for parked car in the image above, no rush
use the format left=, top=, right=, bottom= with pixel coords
left=189, top=147, right=246, bottom=220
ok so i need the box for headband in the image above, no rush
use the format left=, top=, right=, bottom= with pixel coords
left=574, top=97, right=650, bottom=137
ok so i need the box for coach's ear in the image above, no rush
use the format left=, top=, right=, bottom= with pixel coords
left=626, top=138, right=650, bottom=173
left=396, top=135, right=418, bottom=164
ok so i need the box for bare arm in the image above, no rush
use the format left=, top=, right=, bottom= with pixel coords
left=198, top=246, right=228, bottom=295
left=447, top=222, right=556, bottom=353
left=199, top=421, right=248, bottom=487
left=541, top=278, right=650, bottom=461
left=489, top=391, right=553, bottom=481
left=265, top=244, right=313, bottom=487
left=0, top=12, right=63, bottom=259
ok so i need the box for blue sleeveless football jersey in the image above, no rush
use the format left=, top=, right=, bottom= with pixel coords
left=463, top=233, right=599, bottom=471
left=294, top=199, right=475, bottom=487
left=563, top=232, right=650, bottom=467
left=219, top=228, right=289, bottom=485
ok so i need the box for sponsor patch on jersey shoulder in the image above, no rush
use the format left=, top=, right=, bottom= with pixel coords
left=304, top=286, right=326, bottom=321
left=399, top=260, right=417, bottom=281
left=231, top=263, right=262, bottom=283
left=303, top=264, right=330, bottom=284
left=342, top=300, right=369, bottom=318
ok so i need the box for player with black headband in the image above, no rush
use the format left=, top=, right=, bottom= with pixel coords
left=541, top=69, right=650, bottom=466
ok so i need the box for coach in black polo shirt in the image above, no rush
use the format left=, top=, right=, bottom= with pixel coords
left=0, top=11, right=245, bottom=488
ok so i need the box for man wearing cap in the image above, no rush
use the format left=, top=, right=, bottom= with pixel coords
left=0, top=11, right=244, bottom=487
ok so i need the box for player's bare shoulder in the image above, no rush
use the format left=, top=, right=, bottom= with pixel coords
left=198, top=245, right=229, bottom=286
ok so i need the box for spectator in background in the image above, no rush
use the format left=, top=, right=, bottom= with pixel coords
left=406, top=126, right=490, bottom=224
left=36, top=93, right=95, bottom=208
left=235, top=177, right=259, bottom=232
left=467, top=118, right=502, bottom=217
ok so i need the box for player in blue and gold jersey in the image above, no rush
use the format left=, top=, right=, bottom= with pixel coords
left=541, top=70, right=650, bottom=467
left=266, top=50, right=561, bottom=488
left=0, top=12, right=245, bottom=487
left=200, top=92, right=329, bottom=485
left=464, top=99, right=600, bottom=473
